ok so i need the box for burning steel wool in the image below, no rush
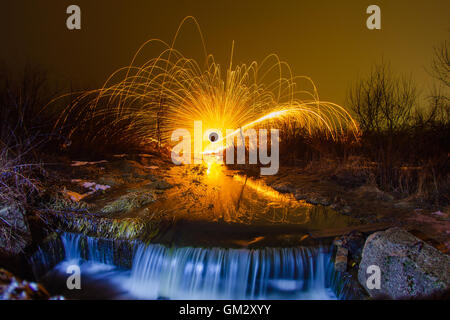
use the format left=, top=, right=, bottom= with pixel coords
left=48, top=16, right=359, bottom=154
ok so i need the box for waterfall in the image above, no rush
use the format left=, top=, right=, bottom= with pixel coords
left=61, top=233, right=123, bottom=265
left=61, top=233, right=83, bottom=261
left=30, top=232, right=358, bottom=300
left=30, top=232, right=136, bottom=278
left=128, top=244, right=338, bottom=299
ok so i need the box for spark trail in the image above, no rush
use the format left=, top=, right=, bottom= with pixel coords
left=48, top=16, right=359, bottom=151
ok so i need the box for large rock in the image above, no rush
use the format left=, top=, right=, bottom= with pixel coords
left=340, top=230, right=366, bottom=263
left=334, top=246, right=348, bottom=272
left=51, top=212, right=147, bottom=240
left=100, top=191, right=156, bottom=214
left=358, top=227, right=450, bottom=299
left=0, top=205, right=31, bottom=255
left=0, top=268, right=59, bottom=300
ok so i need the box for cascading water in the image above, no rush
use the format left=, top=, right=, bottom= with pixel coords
left=129, top=244, right=336, bottom=299
left=30, top=233, right=358, bottom=300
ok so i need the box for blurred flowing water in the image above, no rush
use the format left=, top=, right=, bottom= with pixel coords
left=129, top=242, right=336, bottom=299
left=30, top=233, right=359, bottom=300
left=29, top=165, right=362, bottom=299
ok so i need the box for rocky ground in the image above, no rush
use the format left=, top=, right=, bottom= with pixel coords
left=0, top=268, right=63, bottom=300
left=262, top=166, right=450, bottom=253
left=25, top=154, right=358, bottom=247
left=1, top=152, right=449, bottom=299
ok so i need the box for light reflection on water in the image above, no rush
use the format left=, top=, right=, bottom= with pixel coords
left=149, top=164, right=355, bottom=229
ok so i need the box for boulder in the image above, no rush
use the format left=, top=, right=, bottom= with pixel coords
left=335, top=246, right=348, bottom=272
left=0, top=205, right=31, bottom=255
left=0, top=268, right=51, bottom=300
left=340, top=230, right=366, bottom=263
left=358, top=227, right=450, bottom=299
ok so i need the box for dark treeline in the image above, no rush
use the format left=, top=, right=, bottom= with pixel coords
left=279, top=52, right=449, bottom=206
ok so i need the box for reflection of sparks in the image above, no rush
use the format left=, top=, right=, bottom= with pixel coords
left=203, top=152, right=222, bottom=176
left=233, top=175, right=287, bottom=202
left=49, top=16, right=360, bottom=149
left=206, top=162, right=212, bottom=175
left=206, top=161, right=221, bottom=177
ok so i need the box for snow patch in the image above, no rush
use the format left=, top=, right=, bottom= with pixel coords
left=65, top=180, right=111, bottom=202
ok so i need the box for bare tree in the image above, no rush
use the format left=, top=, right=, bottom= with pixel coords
left=430, top=40, right=450, bottom=87
left=347, top=62, right=417, bottom=133
left=414, top=86, right=450, bottom=125
left=420, top=40, right=450, bottom=125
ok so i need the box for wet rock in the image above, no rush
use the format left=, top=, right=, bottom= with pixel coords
left=294, top=190, right=307, bottom=200
left=97, top=174, right=125, bottom=187
left=0, top=268, right=51, bottom=300
left=48, top=208, right=169, bottom=241
left=333, top=231, right=365, bottom=272
left=0, top=205, right=31, bottom=255
left=358, top=227, right=450, bottom=299
left=306, top=196, right=331, bottom=206
left=335, top=246, right=348, bottom=272
left=46, top=192, right=92, bottom=212
left=332, top=203, right=352, bottom=215
left=333, top=238, right=343, bottom=247
left=339, top=231, right=366, bottom=263
left=246, top=234, right=318, bottom=248
left=146, top=180, right=173, bottom=190
left=101, top=191, right=156, bottom=214
left=50, top=212, right=147, bottom=240
left=272, top=182, right=295, bottom=194
left=330, top=196, right=351, bottom=214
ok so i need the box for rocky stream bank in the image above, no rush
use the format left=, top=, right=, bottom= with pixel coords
left=1, top=154, right=449, bottom=299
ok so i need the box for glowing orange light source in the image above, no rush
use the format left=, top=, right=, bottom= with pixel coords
left=49, top=16, right=360, bottom=157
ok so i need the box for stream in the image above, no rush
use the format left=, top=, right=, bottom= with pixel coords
left=29, top=162, right=361, bottom=299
